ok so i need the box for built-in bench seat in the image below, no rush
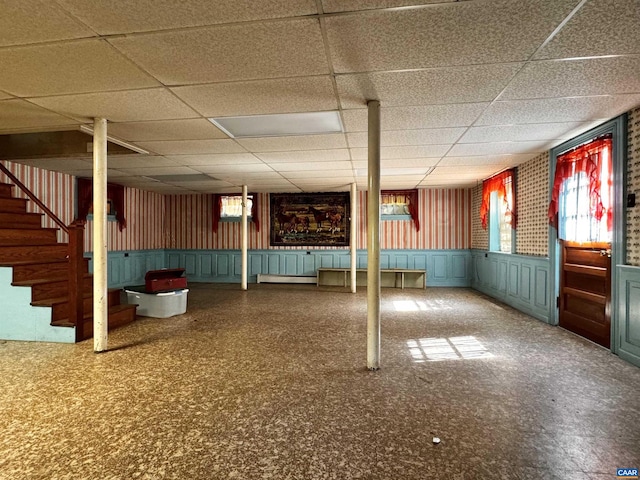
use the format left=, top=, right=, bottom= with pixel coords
left=316, top=268, right=426, bottom=289
left=256, top=274, right=316, bottom=284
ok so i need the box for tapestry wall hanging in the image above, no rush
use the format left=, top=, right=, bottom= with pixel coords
left=270, top=192, right=350, bottom=247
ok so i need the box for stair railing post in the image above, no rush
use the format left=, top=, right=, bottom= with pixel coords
left=68, top=221, right=85, bottom=342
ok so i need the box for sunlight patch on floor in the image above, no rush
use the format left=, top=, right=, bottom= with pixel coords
left=407, top=336, right=494, bottom=362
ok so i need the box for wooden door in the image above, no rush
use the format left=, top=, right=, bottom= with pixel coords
left=559, top=240, right=611, bottom=348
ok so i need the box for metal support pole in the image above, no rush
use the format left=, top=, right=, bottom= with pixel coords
left=241, top=185, right=248, bottom=290
left=93, top=118, right=108, bottom=353
left=367, top=100, right=381, bottom=370
left=350, top=182, right=357, bottom=293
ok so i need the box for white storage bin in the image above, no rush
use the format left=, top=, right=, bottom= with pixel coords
left=124, top=288, right=189, bottom=318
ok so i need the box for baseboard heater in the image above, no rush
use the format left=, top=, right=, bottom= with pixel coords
left=256, top=274, right=316, bottom=284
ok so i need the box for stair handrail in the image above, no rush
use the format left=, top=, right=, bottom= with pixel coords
left=0, top=162, right=69, bottom=234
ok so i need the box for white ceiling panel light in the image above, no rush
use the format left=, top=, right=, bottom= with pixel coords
left=209, top=111, right=343, bottom=138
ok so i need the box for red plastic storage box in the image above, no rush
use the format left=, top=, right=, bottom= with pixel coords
left=145, top=268, right=187, bottom=293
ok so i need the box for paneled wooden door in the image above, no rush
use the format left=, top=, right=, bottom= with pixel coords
left=559, top=240, right=611, bottom=348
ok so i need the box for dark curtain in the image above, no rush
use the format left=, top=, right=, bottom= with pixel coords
left=76, top=177, right=127, bottom=231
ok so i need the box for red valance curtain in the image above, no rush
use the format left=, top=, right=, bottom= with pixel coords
left=212, top=193, right=260, bottom=232
left=548, top=135, right=612, bottom=230
left=75, top=177, right=126, bottom=231
left=479, top=169, right=516, bottom=230
left=382, top=189, right=420, bottom=231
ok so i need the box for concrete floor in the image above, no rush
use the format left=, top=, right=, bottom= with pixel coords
left=1, top=284, right=639, bottom=480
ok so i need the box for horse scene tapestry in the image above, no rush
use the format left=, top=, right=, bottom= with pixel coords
left=270, top=193, right=350, bottom=247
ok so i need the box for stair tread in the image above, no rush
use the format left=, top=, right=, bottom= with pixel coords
left=52, top=304, right=137, bottom=328
left=0, top=258, right=69, bottom=267
left=12, top=273, right=92, bottom=287
left=31, top=288, right=120, bottom=307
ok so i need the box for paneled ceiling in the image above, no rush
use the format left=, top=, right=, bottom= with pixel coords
left=0, top=0, right=639, bottom=194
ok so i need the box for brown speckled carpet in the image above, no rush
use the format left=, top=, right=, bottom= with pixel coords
left=1, top=283, right=639, bottom=479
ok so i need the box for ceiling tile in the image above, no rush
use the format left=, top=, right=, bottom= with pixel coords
left=477, top=94, right=640, bottom=125
left=325, top=0, right=578, bottom=72
left=214, top=172, right=283, bottom=182
left=283, top=169, right=354, bottom=179
left=110, top=19, right=328, bottom=85
left=346, top=128, right=465, bottom=147
left=351, top=158, right=441, bottom=169
left=30, top=88, right=199, bottom=123
left=322, top=0, right=453, bottom=13
left=290, top=176, right=355, bottom=184
left=107, top=119, right=228, bottom=142
left=133, top=139, right=245, bottom=155
left=428, top=165, right=507, bottom=177
left=237, top=134, right=347, bottom=152
left=337, top=64, right=522, bottom=109
left=57, top=0, right=317, bottom=35
left=438, top=155, right=533, bottom=167
left=0, top=0, right=96, bottom=46
left=0, top=39, right=158, bottom=97
left=458, top=122, right=586, bottom=143
left=448, top=141, right=546, bottom=157
left=535, top=0, right=640, bottom=59
left=114, top=166, right=201, bottom=176
left=0, top=99, right=78, bottom=132
left=104, top=155, right=179, bottom=169
left=342, top=103, right=488, bottom=131
left=166, top=153, right=261, bottom=166
left=501, top=57, right=640, bottom=101
left=194, top=164, right=273, bottom=174
left=172, top=76, right=338, bottom=117
left=274, top=161, right=354, bottom=172
left=350, top=145, right=449, bottom=160
left=255, top=150, right=350, bottom=163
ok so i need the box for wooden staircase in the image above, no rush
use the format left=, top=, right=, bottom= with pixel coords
left=0, top=180, right=137, bottom=342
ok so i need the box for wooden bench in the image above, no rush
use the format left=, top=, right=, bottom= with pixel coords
left=256, top=274, right=316, bottom=284
left=316, top=268, right=426, bottom=289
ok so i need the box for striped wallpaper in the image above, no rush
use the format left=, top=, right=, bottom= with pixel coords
left=0, top=160, right=75, bottom=243
left=165, top=189, right=472, bottom=251
left=83, top=187, right=165, bottom=252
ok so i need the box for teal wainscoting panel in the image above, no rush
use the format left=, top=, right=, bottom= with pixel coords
left=617, top=266, right=640, bottom=367
left=432, top=255, right=447, bottom=281
left=471, top=250, right=550, bottom=323
left=163, top=249, right=470, bottom=286
left=184, top=254, right=197, bottom=276
left=167, top=253, right=180, bottom=269
left=86, top=250, right=166, bottom=288
left=521, top=264, right=531, bottom=304
left=200, top=255, right=213, bottom=276
left=508, top=263, right=519, bottom=298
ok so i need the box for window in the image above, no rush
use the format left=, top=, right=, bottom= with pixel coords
left=381, top=189, right=420, bottom=231
left=220, top=195, right=253, bottom=219
left=549, top=135, right=612, bottom=243
left=212, top=193, right=260, bottom=232
left=480, top=169, right=516, bottom=253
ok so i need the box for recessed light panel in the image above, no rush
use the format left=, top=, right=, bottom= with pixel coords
left=209, top=111, right=343, bottom=138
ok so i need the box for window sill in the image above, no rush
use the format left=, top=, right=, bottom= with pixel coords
left=381, top=214, right=412, bottom=221
left=87, top=214, right=117, bottom=222
left=220, top=216, right=253, bottom=223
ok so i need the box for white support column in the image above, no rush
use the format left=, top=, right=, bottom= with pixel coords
left=350, top=182, right=357, bottom=293
left=241, top=185, right=248, bottom=290
left=367, top=100, right=381, bottom=370
left=93, top=118, right=108, bottom=353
